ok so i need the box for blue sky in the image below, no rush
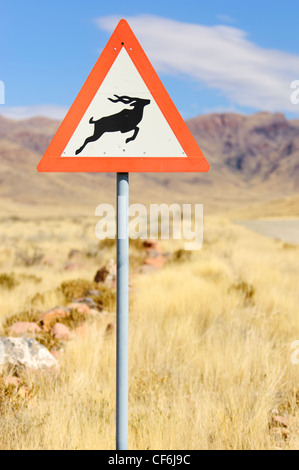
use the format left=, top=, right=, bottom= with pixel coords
left=1, top=0, right=299, bottom=120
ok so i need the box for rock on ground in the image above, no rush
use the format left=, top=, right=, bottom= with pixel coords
left=39, top=307, right=68, bottom=331
left=9, top=322, right=41, bottom=336
left=51, top=323, right=72, bottom=341
left=143, top=255, right=166, bottom=268
left=0, top=336, right=57, bottom=370
left=64, top=262, right=83, bottom=271
left=67, top=302, right=92, bottom=315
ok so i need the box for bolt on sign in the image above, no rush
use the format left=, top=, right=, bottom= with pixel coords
left=37, top=19, right=209, bottom=451
left=37, top=19, right=209, bottom=172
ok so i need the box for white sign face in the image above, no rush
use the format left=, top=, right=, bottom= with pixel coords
left=62, top=48, right=186, bottom=158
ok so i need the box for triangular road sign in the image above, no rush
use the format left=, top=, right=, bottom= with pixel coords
left=37, top=19, right=209, bottom=172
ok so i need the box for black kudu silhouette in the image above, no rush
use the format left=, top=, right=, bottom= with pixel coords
left=75, top=95, right=151, bottom=155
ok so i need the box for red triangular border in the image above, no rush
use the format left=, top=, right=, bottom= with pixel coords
left=37, top=19, right=209, bottom=173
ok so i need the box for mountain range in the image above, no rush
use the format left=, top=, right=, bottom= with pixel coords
left=0, top=111, right=298, bottom=216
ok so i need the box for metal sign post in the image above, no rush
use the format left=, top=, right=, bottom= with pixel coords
left=116, top=172, right=129, bottom=450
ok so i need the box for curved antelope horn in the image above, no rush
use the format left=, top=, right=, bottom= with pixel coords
left=108, top=95, right=135, bottom=104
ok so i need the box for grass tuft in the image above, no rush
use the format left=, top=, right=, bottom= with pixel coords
left=0, top=273, right=20, bottom=290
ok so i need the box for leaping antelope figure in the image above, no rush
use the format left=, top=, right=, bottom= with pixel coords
left=75, top=94, right=150, bottom=155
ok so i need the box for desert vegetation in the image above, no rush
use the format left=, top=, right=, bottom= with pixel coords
left=0, top=214, right=298, bottom=450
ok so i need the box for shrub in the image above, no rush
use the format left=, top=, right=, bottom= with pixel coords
left=0, top=273, right=19, bottom=290
left=170, top=249, right=192, bottom=264
left=59, top=279, right=97, bottom=301
left=2, top=310, right=40, bottom=334
left=231, top=281, right=255, bottom=302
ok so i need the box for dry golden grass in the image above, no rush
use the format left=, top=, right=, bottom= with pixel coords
left=0, top=215, right=298, bottom=449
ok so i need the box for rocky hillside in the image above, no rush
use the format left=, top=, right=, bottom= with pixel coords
left=188, top=112, right=299, bottom=191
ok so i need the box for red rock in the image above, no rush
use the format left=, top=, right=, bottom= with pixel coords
left=67, top=303, right=92, bottom=315
left=39, top=308, right=67, bottom=331
left=64, top=262, right=83, bottom=271
left=144, top=255, right=166, bottom=268
left=51, top=323, right=72, bottom=341
left=9, top=322, right=41, bottom=336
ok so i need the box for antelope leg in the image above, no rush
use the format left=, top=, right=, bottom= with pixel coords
left=125, top=127, right=139, bottom=144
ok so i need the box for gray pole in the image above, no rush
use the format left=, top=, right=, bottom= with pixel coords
left=116, top=172, right=129, bottom=450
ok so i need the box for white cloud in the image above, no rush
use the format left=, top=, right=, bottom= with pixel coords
left=0, top=105, right=67, bottom=120
left=95, top=15, right=299, bottom=114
